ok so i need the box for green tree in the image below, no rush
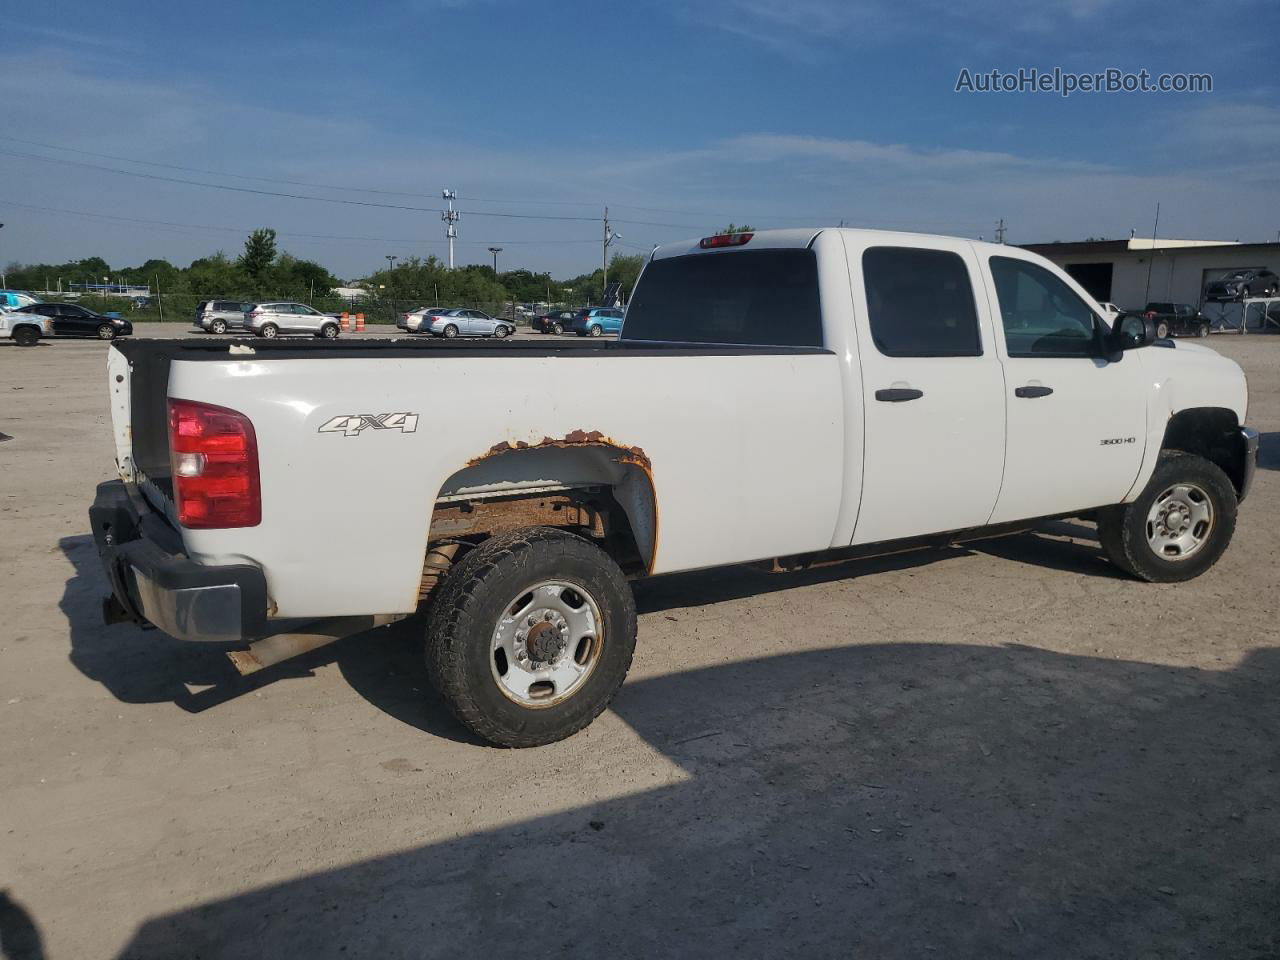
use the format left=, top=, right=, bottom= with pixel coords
left=716, top=223, right=754, bottom=235
left=238, top=228, right=277, bottom=280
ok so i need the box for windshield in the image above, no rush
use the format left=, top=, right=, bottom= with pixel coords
left=622, top=249, right=822, bottom=346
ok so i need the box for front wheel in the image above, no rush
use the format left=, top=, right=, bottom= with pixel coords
left=1197, top=322, right=1210, bottom=338
left=97, top=323, right=117, bottom=340
left=493, top=325, right=510, bottom=338
left=319, top=322, right=339, bottom=339
left=1096, top=452, right=1237, bottom=583
left=13, top=327, right=39, bottom=347
left=424, top=528, right=638, bottom=747
left=258, top=323, right=279, bottom=339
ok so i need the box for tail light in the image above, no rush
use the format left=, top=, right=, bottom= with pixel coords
left=1144, top=311, right=1157, bottom=320
left=168, top=398, right=261, bottom=528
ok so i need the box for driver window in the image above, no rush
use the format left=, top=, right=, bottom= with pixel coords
left=989, top=256, right=1099, bottom=358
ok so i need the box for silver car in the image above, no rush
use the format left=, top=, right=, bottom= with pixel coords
left=423, top=308, right=515, bottom=339
left=196, top=299, right=253, bottom=334
left=245, top=302, right=341, bottom=339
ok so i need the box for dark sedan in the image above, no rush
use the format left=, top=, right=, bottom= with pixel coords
left=19, top=302, right=133, bottom=339
left=1203, top=269, right=1279, bottom=302
left=530, top=309, right=578, bottom=334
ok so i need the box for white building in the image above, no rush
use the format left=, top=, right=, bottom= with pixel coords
left=1021, top=237, right=1280, bottom=311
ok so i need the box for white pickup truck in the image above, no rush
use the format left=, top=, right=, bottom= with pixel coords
left=90, top=228, right=1259, bottom=746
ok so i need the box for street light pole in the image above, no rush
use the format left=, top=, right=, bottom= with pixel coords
left=488, top=246, right=502, bottom=275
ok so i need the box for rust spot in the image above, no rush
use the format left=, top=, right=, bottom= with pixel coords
left=468, top=430, right=651, bottom=473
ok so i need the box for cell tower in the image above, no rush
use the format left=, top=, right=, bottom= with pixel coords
left=441, top=190, right=459, bottom=269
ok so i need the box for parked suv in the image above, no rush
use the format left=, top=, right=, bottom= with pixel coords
left=196, top=300, right=253, bottom=334
left=1142, top=303, right=1211, bottom=339
left=244, top=302, right=341, bottom=339
left=570, top=307, right=624, bottom=337
left=18, top=302, right=133, bottom=339
left=1203, top=269, right=1279, bottom=302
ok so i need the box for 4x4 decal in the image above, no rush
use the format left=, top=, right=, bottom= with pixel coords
left=318, top=413, right=419, bottom=437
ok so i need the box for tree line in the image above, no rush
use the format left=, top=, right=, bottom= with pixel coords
left=4, top=227, right=649, bottom=307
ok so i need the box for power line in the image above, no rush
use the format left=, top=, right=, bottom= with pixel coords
left=0, top=149, right=604, bottom=222
left=0, top=198, right=597, bottom=246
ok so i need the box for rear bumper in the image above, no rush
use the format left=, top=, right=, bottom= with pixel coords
left=89, top=480, right=269, bottom=643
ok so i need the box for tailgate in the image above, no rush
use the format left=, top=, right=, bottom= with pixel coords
left=108, top=343, right=175, bottom=515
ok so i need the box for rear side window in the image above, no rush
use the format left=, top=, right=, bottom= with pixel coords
left=623, top=249, right=822, bottom=346
left=862, top=247, right=981, bottom=357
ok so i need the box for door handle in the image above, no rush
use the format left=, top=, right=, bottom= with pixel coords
left=1015, top=385, right=1054, bottom=398
left=875, top=388, right=924, bottom=402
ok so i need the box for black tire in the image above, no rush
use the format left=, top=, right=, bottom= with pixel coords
left=13, top=326, right=39, bottom=347
left=1096, top=451, right=1237, bottom=583
left=1155, top=321, right=1169, bottom=339
left=210, top=319, right=228, bottom=335
left=493, top=324, right=509, bottom=338
left=443, top=324, right=458, bottom=339
left=259, top=323, right=279, bottom=339
left=319, top=322, right=339, bottom=339
left=1197, top=322, right=1209, bottom=338
left=551, top=322, right=564, bottom=335
left=96, top=323, right=116, bottom=340
left=588, top=324, right=602, bottom=337
left=425, top=527, right=638, bottom=748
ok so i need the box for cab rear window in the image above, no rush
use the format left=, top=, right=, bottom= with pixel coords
left=622, top=250, right=822, bottom=347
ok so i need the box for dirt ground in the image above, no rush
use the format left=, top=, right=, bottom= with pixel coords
left=1, top=325, right=1277, bottom=959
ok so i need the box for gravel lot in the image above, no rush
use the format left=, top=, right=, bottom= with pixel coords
left=1, top=326, right=1277, bottom=959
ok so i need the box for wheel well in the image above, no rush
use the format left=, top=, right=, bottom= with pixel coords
left=1161, top=407, right=1248, bottom=496
left=420, top=441, right=657, bottom=600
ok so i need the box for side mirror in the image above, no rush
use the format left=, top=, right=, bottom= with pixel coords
left=1109, top=312, right=1157, bottom=353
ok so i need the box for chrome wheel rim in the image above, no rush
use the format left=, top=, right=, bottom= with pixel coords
left=1146, top=482, right=1213, bottom=560
left=490, top=580, right=604, bottom=707
left=445, top=326, right=457, bottom=338
left=98, top=325, right=115, bottom=339
left=262, top=325, right=277, bottom=338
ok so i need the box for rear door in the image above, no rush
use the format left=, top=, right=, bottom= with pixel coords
left=981, top=252, right=1146, bottom=522
left=847, top=238, right=1006, bottom=544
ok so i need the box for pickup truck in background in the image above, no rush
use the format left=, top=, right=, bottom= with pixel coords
left=90, top=228, right=1258, bottom=747
left=1142, top=302, right=1212, bottom=339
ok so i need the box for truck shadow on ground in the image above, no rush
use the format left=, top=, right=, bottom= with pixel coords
left=60, top=523, right=1121, bottom=743
left=112, top=641, right=1280, bottom=959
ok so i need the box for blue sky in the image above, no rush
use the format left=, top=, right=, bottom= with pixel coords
left=1, top=0, right=1276, bottom=280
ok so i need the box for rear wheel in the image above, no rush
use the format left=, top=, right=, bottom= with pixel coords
left=259, top=323, right=279, bottom=339
left=589, top=324, right=602, bottom=337
left=551, top=322, right=564, bottom=335
left=210, top=319, right=228, bottom=335
left=97, top=323, right=116, bottom=340
left=425, top=528, right=637, bottom=747
left=319, top=322, right=339, bottom=339
left=443, top=324, right=459, bottom=339
left=13, top=326, right=39, bottom=347
left=1096, top=452, right=1237, bottom=583
left=1156, top=321, right=1169, bottom=339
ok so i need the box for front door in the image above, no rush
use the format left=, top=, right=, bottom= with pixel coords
left=982, top=253, right=1147, bottom=523
left=848, top=240, right=1007, bottom=545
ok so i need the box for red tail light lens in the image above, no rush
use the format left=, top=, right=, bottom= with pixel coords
left=699, top=232, right=753, bottom=249
left=168, top=398, right=261, bottom=529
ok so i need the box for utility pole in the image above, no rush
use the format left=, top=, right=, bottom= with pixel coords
left=602, top=207, right=621, bottom=303
left=441, top=190, right=459, bottom=269
left=0, top=224, right=5, bottom=289
left=488, top=246, right=502, bottom=275
left=385, top=254, right=397, bottom=273
left=994, top=218, right=1007, bottom=244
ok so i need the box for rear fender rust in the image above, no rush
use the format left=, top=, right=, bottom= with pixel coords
left=441, top=430, right=657, bottom=573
